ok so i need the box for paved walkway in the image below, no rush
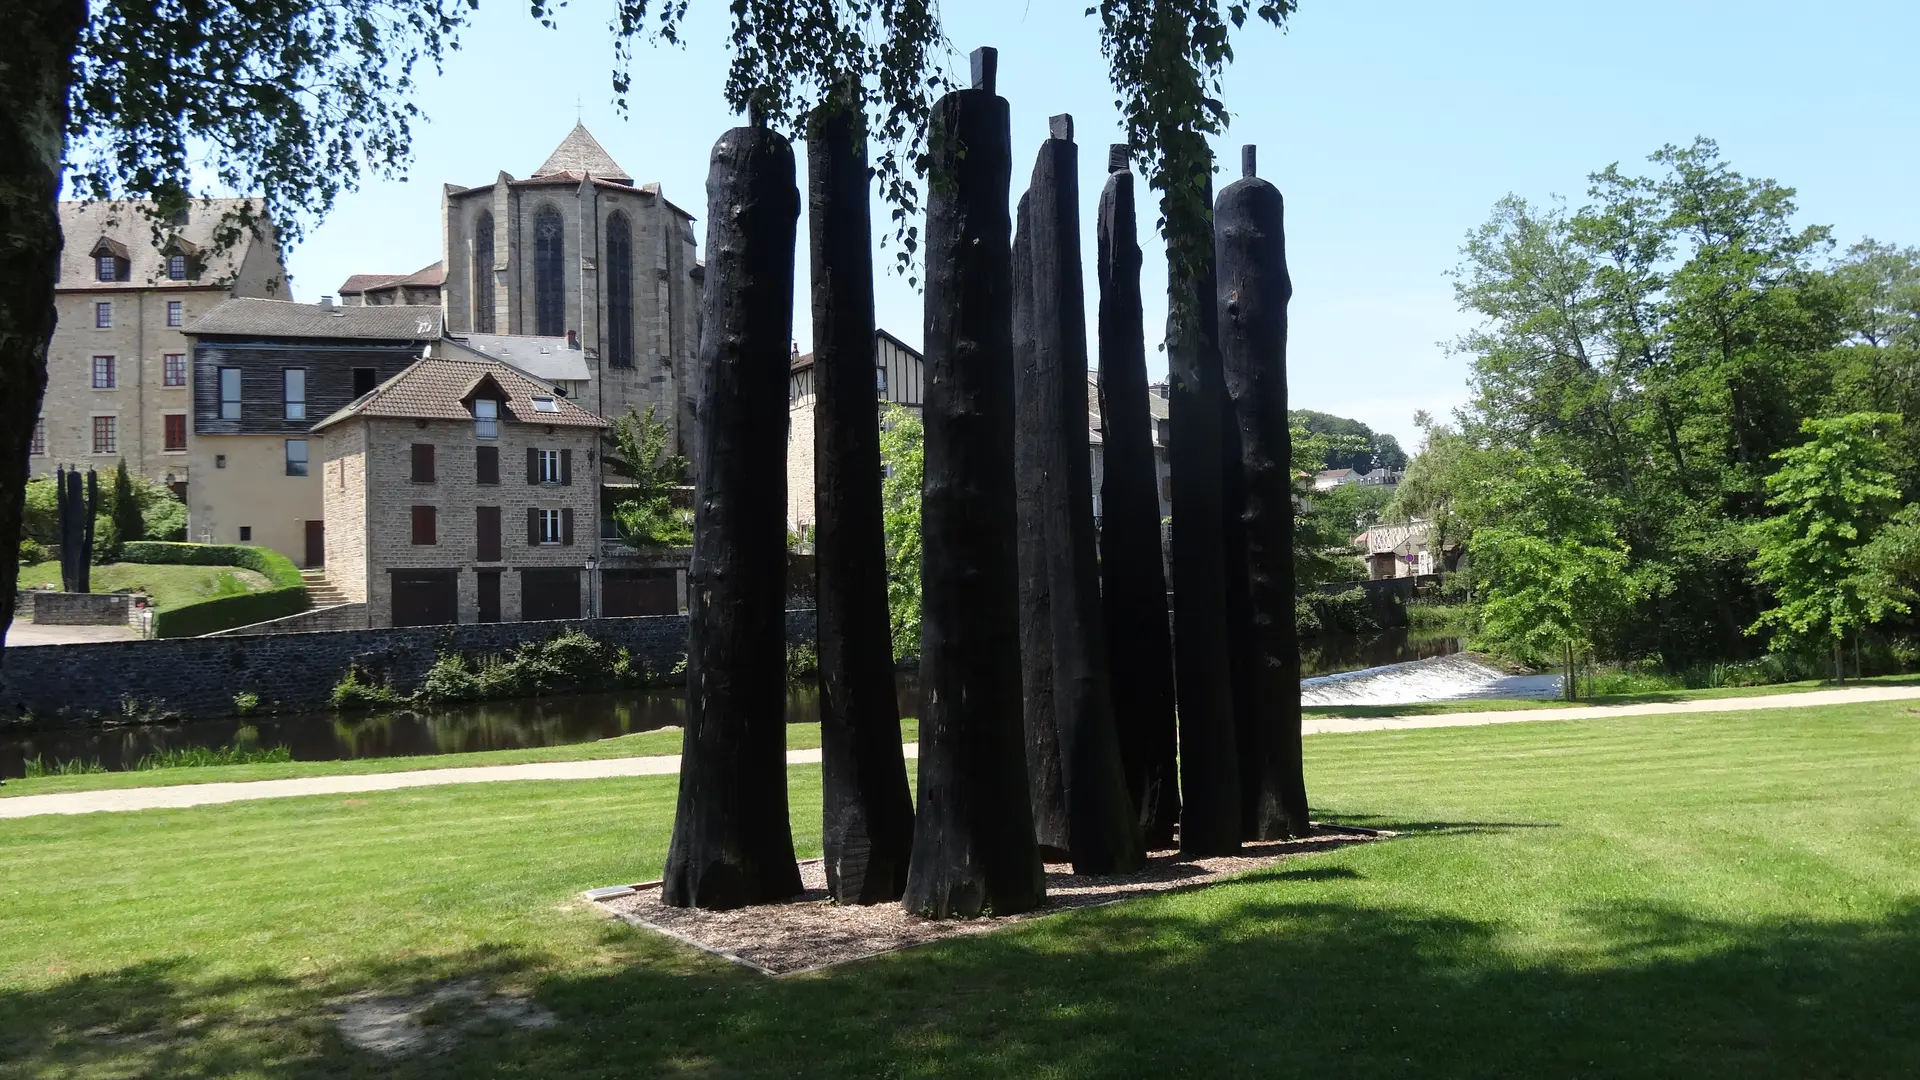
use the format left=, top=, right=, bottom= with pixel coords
left=4, top=621, right=141, bottom=646
left=6, top=685, right=1917, bottom=820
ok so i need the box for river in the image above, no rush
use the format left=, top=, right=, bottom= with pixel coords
left=1, top=631, right=1466, bottom=777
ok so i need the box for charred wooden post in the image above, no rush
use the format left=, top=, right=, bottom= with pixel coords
left=1096, top=144, right=1181, bottom=849
left=1012, top=191, right=1070, bottom=860
left=808, top=96, right=917, bottom=904
left=1216, top=144, right=1309, bottom=838
left=662, top=124, right=805, bottom=910
left=1167, top=166, right=1242, bottom=856
left=903, top=48, right=1045, bottom=919
left=1221, top=364, right=1260, bottom=836
left=1019, top=116, right=1145, bottom=875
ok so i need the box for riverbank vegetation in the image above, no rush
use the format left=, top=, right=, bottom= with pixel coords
left=1389, top=140, right=1920, bottom=685
left=332, top=629, right=687, bottom=711
left=4, top=704, right=1916, bottom=1075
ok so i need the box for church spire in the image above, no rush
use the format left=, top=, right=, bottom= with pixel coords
left=534, top=123, right=633, bottom=185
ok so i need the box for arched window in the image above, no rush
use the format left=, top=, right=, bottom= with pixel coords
left=606, top=211, right=634, bottom=369
left=473, top=211, right=495, bottom=333
left=534, top=205, right=565, bottom=337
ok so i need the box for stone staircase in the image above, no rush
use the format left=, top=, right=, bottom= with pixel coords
left=301, top=569, right=349, bottom=607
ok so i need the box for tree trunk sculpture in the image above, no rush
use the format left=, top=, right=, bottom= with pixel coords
left=1095, top=144, right=1181, bottom=849
left=807, top=96, right=916, bottom=904
left=1167, top=167, right=1242, bottom=856
left=903, top=48, right=1045, bottom=918
left=663, top=123, right=805, bottom=910
left=1216, top=145, right=1309, bottom=838
left=1012, top=191, right=1070, bottom=860
left=1221, top=361, right=1261, bottom=836
left=1017, top=116, right=1144, bottom=875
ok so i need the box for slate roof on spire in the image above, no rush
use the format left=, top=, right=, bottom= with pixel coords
left=534, top=124, right=632, bottom=184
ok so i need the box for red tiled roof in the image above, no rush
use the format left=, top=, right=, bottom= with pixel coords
left=313, top=357, right=606, bottom=431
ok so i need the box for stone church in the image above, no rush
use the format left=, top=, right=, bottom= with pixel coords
left=340, top=125, right=702, bottom=452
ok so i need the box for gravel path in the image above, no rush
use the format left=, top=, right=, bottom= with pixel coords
left=6, top=685, right=1916, bottom=819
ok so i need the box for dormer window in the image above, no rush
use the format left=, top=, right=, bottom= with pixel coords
left=474, top=398, right=499, bottom=439
left=167, top=254, right=188, bottom=280
left=90, top=238, right=131, bottom=282
left=531, top=395, right=559, bottom=413
left=96, top=255, right=120, bottom=282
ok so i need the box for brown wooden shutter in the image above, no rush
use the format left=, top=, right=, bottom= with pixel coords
left=526, top=447, right=539, bottom=484
left=561, top=507, right=574, bottom=546
left=527, top=507, right=540, bottom=546
left=476, top=506, right=501, bottom=561
left=476, top=445, right=499, bottom=485
left=411, top=443, right=435, bottom=482
left=411, top=505, right=436, bottom=545
left=560, top=448, right=572, bottom=486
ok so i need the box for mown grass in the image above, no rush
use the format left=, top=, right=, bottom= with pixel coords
left=2, top=702, right=1916, bottom=1077
left=17, top=561, right=271, bottom=612
left=0, top=721, right=916, bottom=797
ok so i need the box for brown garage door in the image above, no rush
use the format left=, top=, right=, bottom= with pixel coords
left=602, top=570, right=678, bottom=617
left=521, top=568, right=582, bottom=622
left=390, top=569, right=459, bottom=627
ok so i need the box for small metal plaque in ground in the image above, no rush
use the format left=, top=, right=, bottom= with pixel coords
left=588, top=826, right=1388, bottom=976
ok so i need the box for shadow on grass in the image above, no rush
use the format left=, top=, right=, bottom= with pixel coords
left=6, top=893, right=1917, bottom=1077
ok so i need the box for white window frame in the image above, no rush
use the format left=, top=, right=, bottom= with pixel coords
left=166, top=300, right=184, bottom=328
left=96, top=254, right=118, bottom=282
left=474, top=397, right=499, bottom=439
left=92, top=355, right=116, bottom=389
left=539, top=508, right=562, bottom=544
left=163, top=353, right=187, bottom=387
left=94, top=302, right=112, bottom=328
left=538, top=448, right=561, bottom=483
left=167, top=254, right=188, bottom=280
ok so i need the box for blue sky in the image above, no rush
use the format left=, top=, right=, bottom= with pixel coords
left=282, top=0, right=1920, bottom=449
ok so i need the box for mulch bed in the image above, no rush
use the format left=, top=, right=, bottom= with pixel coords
left=589, top=825, right=1388, bottom=976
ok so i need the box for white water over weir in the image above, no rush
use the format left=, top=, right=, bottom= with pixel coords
left=1301, top=654, right=1562, bottom=707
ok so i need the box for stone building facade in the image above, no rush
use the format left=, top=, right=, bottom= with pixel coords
left=32, top=200, right=287, bottom=489
left=340, top=124, right=702, bottom=456
left=786, top=329, right=925, bottom=531
left=315, top=356, right=606, bottom=628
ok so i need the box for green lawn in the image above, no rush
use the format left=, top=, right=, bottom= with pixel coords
left=18, top=560, right=271, bottom=612
left=3, top=702, right=1916, bottom=1077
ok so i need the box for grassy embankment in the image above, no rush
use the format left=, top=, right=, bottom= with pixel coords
left=17, top=560, right=271, bottom=612
left=2, top=701, right=1916, bottom=1076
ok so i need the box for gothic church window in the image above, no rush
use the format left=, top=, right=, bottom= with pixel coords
left=534, top=206, right=565, bottom=337
left=474, top=211, right=495, bottom=333
left=606, top=211, right=634, bottom=368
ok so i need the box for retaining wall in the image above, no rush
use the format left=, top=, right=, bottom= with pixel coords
left=209, top=603, right=370, bottom=637
left=2, top=609, right=817, bottom=723
left=25, top=592, right=132, bottom=626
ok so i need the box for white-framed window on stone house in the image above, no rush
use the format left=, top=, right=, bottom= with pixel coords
left=96, top=254, right=119, bottom=282
left=540, top=508, right=563, bottom=545
left=91, top=415, right=117, bottom=455
left=167, top=300, right=184, bottom=327
left=538, top=449, right=561, bottom=483
left=30, top=418, right=46, bottom=456
left=92, top=355, right=115, bottom=389
left=168, top=254, right=188, bottom=280
left=285, top=439, right=309, bottom=477
left=283, top=368, right=307, bottom=420
left=164, top=353, right=187, bottom=386
left=95, top=302, right=112, bottom=328
left=474, top=398, right=499, bottom=439
left=219, top=367, right=242, bottom=419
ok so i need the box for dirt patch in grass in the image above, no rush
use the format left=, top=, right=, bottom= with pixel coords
left=593, top=825, right=1386, bottom=976
left=333, top=979, right=556, bottom=1059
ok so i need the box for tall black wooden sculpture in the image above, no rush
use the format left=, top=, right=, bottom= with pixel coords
left=1012, top=191, right=1070, bottom=860
left=663, top=123, right=805, bottom=910
left=55, top=466, right=95, bottom=594
left=1015, top=116, right=1144, bottom=875
left=903, top=48, right=1045, bottom=918
left=1095, top=144, right=1181, bottom=849
left=808, top=96, right=916, bottom=903
left=1221, top=367, right=1261, bottom=836
left=1217, top=145, right=1310, bottom=838
left=1167, top=167, right=1242, bottom=856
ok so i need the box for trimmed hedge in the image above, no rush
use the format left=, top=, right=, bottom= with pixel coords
left=122, top=542, right=309, bottom=637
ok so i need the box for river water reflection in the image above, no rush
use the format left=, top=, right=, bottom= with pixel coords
left=2, top=632, right=1459, bottom=776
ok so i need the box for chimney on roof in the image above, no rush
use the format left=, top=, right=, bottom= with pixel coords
left=566, top=329, right=580, bottom=350
left=318, top=295, right=334, bottom=310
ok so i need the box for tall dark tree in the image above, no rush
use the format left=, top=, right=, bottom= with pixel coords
left=903, top=50, right=1045, bottom=919
left=1220, top=338, right=1261, bottom=837
left=662, top=123, right=804, bottom=911
left=1096, top=145, right=1181, bottom=849
left=1018, top=116, right=1145, bottom=875
left=110, top=460, right=142, bottom=552
left=1012, top=191, right=1070, bottom=860
left=1166, top=166, right=1241, bottom=856
left=807, top=94, right=916, bottom=904
left=1217, top=146, right=1308, bottom=838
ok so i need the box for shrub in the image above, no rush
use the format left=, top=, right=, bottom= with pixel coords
left=786, top=639, right=819, bottom=685
left=125, top=542, right=309, bottom=637
left=540, top=629, right=607, bottom=683
left=331, top=667, right=405, bottom=709
left=1302, top=587, right=1381, bottom=637
left=17, top=538, right=48, bottom=566
left=233, top=691, right=260, bottom=716
left=419, top=654, right=482, bottom=703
